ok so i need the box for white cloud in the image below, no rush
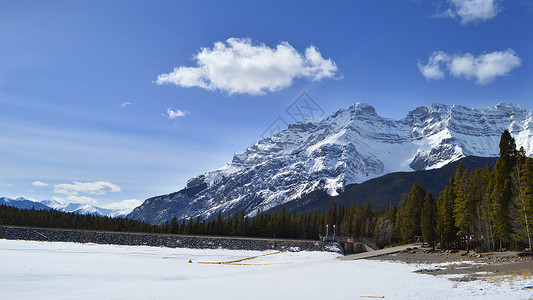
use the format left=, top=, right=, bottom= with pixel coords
left=68, top=195, right=98, bottom=205
left=441, top=0, right=502, bottom=24
left=53, top=195, right=98, bottom=205
left=448, top=49, right=521, bottom=84
left=156, top=38, right=339, bottom=95
left=121, top=101, right=131, bottom=108
left=167, top=108, right=189, bottom=119
left=32, top=181, right=48, bottom=187
left=418, top=49, right=521, bottom=85
left=417, top=51, right=449, bottom=80
left=103, top=199, right=143, bottom=210
left=54, top=181, right=121, bottom=195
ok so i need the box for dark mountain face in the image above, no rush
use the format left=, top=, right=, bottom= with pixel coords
left=265, top=156, right=498, bottom=215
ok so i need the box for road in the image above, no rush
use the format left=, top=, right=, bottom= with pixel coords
left=339, top=244, right=417, bottom=260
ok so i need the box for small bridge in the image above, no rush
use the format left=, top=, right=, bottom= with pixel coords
left=322, top=236, right=379, bottom=255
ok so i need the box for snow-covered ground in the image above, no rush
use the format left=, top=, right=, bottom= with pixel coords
left=0, top=239, right=531, bottom=299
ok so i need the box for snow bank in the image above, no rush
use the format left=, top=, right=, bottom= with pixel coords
left=0, top=239, right=531, bottom=299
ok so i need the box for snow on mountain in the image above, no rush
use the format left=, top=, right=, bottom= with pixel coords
left=53, top=203, right=134, bottom=218
left=40, top=199, right=66, bottom=210
left=61, top=203, right=113, bottom=217
left=0, top=197, right=52, bottom=211
left=54, top=202, right=134, bottom=218
left=0, top=197, right=133, bottom=218
left=128, top=102, right=533, bottom=224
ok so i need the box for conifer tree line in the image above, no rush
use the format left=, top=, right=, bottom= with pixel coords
left=161, top=202, right=377, bottom=240
left=435, top=130, right=532, bottom=251
left=0, top=202, right=378, bottom=241
left=389, top=130, right=533, bottom=252
left=0, top=205, right=158, bottom=233
left=2, top=131, right=531, bottom=252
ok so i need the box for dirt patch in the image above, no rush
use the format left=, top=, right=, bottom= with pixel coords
left=369, top=247, right=533, bottom=282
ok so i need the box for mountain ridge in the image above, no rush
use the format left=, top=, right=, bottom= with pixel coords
left=0, top=197, right=132, bottom=218
left=128, top=102, right=533, bottom=224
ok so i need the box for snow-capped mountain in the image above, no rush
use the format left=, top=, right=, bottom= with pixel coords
left=128, top=102, right=533, bottom=224
left=40, top=200, right=133, bottom=218
left=0, top=197, right=52, bottom=211
left=0, top=197, right=133, bottom=218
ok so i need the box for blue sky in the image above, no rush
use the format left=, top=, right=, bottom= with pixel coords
left=1, top=0, right=532, bottom=209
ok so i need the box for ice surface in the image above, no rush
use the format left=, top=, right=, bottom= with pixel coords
left=1, top=239, right=531, bottom=299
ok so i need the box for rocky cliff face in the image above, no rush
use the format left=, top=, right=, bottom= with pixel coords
left=128, top=102, right=533, bottom=224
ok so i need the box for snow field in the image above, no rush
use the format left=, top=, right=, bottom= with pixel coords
left=0, top=239, right=531, bottom=299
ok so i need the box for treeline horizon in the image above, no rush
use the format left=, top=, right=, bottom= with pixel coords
left=2, top=131, right=531, bottom=252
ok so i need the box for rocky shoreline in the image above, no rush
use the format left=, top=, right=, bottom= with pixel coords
left=0, top=226, right=341, bottom=253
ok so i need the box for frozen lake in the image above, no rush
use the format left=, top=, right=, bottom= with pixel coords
left=0, top=239, right=531, bottom=299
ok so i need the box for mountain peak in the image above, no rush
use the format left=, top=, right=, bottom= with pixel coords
left=349, top=102, right=377, bottom=116
left=494, top=102, right=522, bottom=110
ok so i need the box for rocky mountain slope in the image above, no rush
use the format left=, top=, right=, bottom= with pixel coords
left=128, top=102, right=533, bottom=224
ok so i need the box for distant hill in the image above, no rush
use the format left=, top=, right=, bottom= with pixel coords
left=266, top=156, right=498, bottom=214
left=0, top=197, right=132, bottom=218
left=0, top=197, right=51, bottom=211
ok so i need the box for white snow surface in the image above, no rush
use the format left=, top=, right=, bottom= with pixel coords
left=1, top=239, right=532, bottom=299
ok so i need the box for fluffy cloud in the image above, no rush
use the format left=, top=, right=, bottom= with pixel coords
left=156, top=38, right=339, bottom=95
left=167, top=108, right=189, bottom=119
left=54, top=181, right=121, bottom=195
left=417, top=51, right=450, bottom=80
left=418, top=49, right=521, bottom=85
left=103, top=199, right=143, bottom=210
left=442, top=0, right=502, bottom=24
left=32, top=181, right=48, bottom=187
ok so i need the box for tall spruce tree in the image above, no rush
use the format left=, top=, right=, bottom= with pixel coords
left=436, top=185, right=457, bottom=249
left=399, top=183, right=426, bottom=243
left=519, top=157, right=533, bottom=250
left=452, top=163, right=477, bottom=250
left=490, top=130, right=518, bottom=249
left=421, top=192, right=436, bottom=249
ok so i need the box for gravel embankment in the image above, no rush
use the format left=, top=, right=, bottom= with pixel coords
left=0, top=226, right=341, bottom=253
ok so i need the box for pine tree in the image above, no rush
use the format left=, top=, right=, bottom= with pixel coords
left=436, top=185, right=457, bottom=249
left=421, top=192, right=436, bottom=249
left=490, top=130, right=519, bottom=249
left=519, top=158, right=533, bottom=250
left=169, top=217, right=179, bottom=234
left=452, top=164, right=476, bottom=250
left=399, top=183, right=426, bottom=243
left=374, top=216, right=393, bottom=248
